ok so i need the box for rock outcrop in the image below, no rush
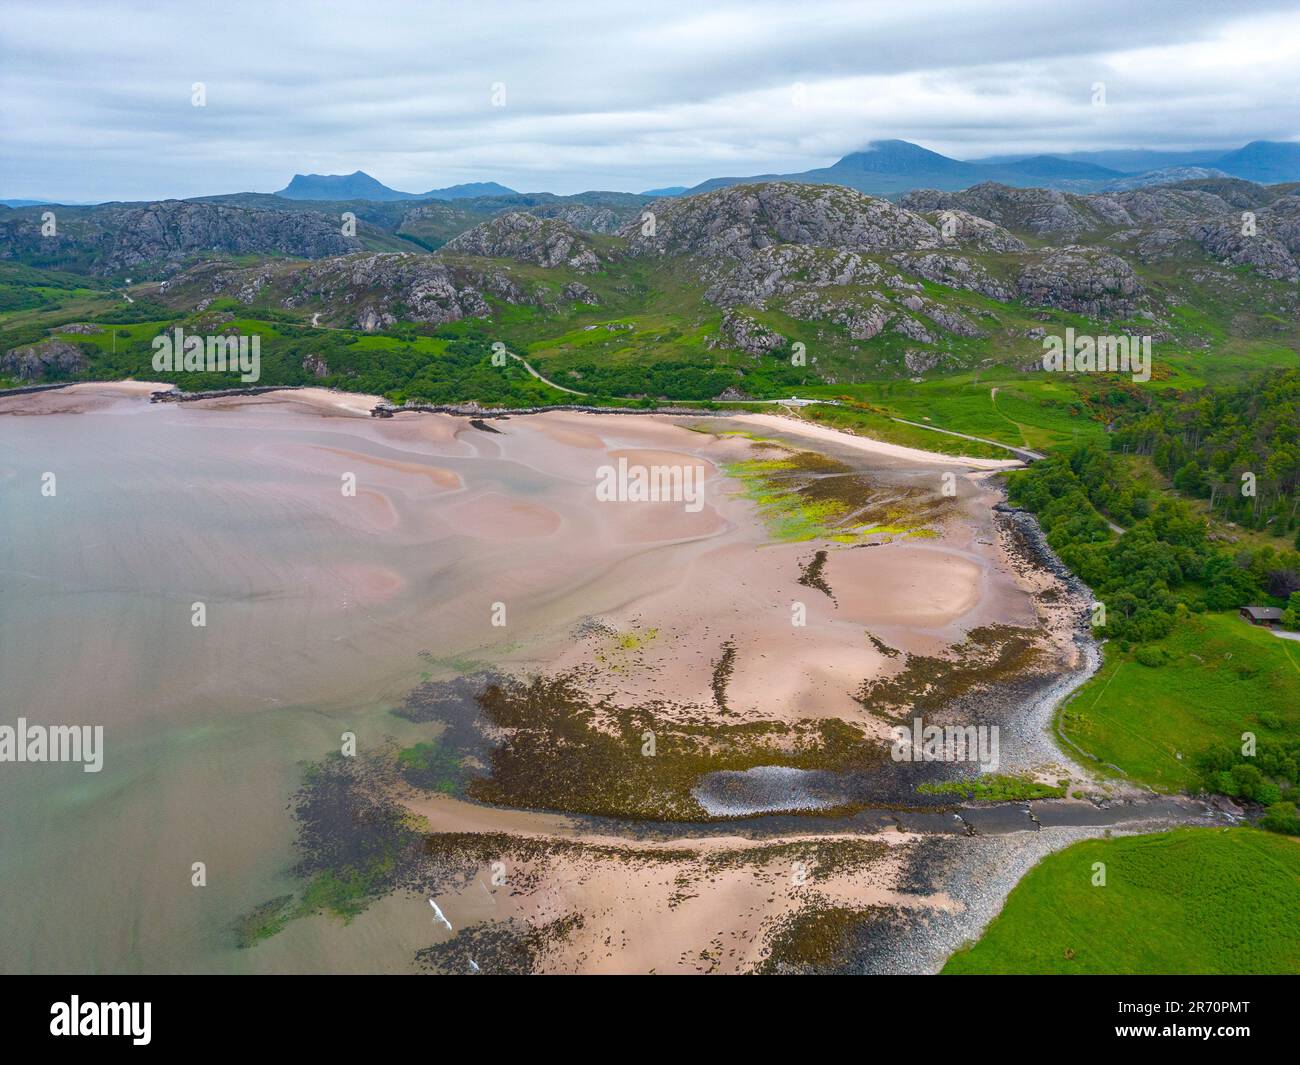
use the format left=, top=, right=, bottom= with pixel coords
left=887, top=252, right=1012, bottom=301
left=1016, top=247, right=1145, bottom=317
left=901, top=183, right=1114, bottom=238
left=302, top=354, right=330, bottom=378
left=1, top=339, right=88, bottom=380
left=705, top=245, right=884, bottom=307
left=440, top=213, right=602, bottom=272
left=526, top=203, right=635, bottom=235
left=623, top=181, right=941, bottom=263
left=924, top=208, right=1026, bottom=252
left=287, top=254, right=495, bottom=329
left=1188, top=198, right=1300, bottom=281
left=562, top=281, right=599, bottom=304
left=711, top=310, right=787, bottom=355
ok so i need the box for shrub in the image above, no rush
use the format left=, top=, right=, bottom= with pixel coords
left=1134, top=645, right=1168, bottom=667
left=1260, top=801, right=1300, bottom=836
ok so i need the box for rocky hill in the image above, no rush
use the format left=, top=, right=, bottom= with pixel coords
left=901, top=183, right=1124, bottom=237
left=129, top=174, right=1300, bottom=344
left=0, top=200, right=361, bottom=277
left=0, top=338, right=88, bottom=380
left=621, top=181, right=945, bottom=263
left=145, top=179, right=1151, bottom=347
left=901, top=180, right=1300, bottom=281
left=161, top=250, right=599, bottom=332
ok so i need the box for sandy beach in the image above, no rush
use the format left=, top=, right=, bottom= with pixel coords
left=734, top=412, right=1024, bottom=469
left=0, top=384, right=1122, bottom=974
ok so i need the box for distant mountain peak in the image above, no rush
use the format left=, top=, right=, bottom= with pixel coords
left=277, top=171, right=414, bottom=201
left=1211, top=140, right=1300, bottom=183
left=424, top=181, right=518, bottom=200
left=836, top=140, right=963, bottom=171
left=861, top=139, right=946, bottom=156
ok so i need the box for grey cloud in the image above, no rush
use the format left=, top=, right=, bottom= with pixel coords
left=2, top=0, right=1298, bottom=201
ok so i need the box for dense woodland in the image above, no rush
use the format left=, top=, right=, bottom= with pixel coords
left=1111, top=368, right=1300, bottom=540
left=1010, top=367, right=1300, bottom=643
left=1008, top=443, right=1299, bottom=642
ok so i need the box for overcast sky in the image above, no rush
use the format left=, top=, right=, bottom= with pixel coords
left=3, top=0, right=1299, bottom=202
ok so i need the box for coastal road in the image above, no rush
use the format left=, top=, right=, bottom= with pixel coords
left=504, top=349, right=830, bottom=411
left=888, top=416, right=1045, bottom=463
left=505, top=350, right=587, bottom=395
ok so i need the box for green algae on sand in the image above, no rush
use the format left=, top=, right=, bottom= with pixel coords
left=724, top=447, right=945, bottom=544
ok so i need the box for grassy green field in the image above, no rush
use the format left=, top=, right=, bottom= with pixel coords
left=943, top=828, right=1300, bottom=974
left=1058, top=612, right=1300, bottom=792
left=803, top=372, right=1109, bottom=452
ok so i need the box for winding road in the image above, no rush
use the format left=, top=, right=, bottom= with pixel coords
left=888, top=416, right=1045, bottom=463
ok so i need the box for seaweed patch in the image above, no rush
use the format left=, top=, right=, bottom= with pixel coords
left=854, top=624, right=1044, bottom=723
left=798, top=549, right=835, bottom=602
left=754, top=898, right=891, bottom=974
left=710, top=639, right=737, bottom=712
left=416, top=914, right=585, bottom=975
left=462, top=668, right=887, bottom=821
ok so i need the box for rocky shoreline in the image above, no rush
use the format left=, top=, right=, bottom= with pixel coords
left=992, top=503, right=1104, bottom=777
left=862, top=804, right=1232, bottom=975
left=0, top=380, right=87, bottom=398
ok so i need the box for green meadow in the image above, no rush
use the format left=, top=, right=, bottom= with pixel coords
left=943, top=828, right=1300, bottom=974
left=803, top=372, right=1109, bottom=453
left=1058, top=612, right=1300, bottom=793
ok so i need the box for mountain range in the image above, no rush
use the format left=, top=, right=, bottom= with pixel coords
left=276, top=171, right=517, bottom=201
left=274, top=139, right=1300, bottom=207
left=4, top=157, right=1299, bottom=403
left=976, top=141, right=1300, bottom=184
left=679, top=139, right=1300, bottom=196
left=10, top=140, right=1300, bottom=209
